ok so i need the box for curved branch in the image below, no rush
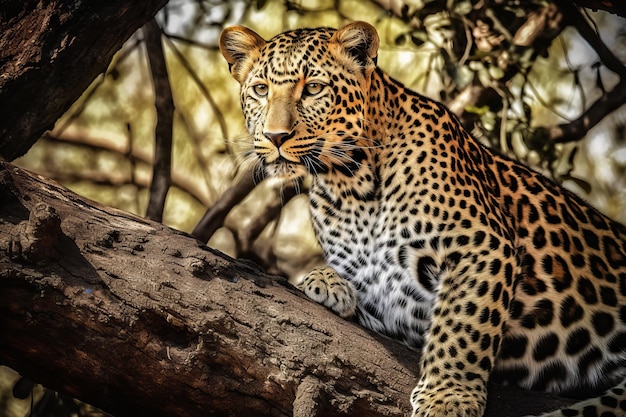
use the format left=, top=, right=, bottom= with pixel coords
left=164, top=36, right=230, bottom=150
left=236, top=179, right=303, bottom=256
left=192, top=173, right=257, bottom=243
left=557, top=0, right=626, bottom=77
left=550, top=77, right=626, bottom=143
left=39, top=134, right=211, bottom=208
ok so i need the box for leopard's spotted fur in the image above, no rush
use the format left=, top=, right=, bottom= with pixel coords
left=220, top=21, right=626, bottom=417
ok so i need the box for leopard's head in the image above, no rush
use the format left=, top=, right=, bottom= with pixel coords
left=219, top=21, right=379, bottom=180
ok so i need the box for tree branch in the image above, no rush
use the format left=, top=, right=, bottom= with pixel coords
left=40, top=133, right=211, bottom=208
left=572, top=0, right=626, bottom=18
left=164, top=35, right=230, bottom=149
left=0, top=0, right=168, bottom=161
left=550, top=77, right=626, bottom=143
left=192, top=173, right=257, bottom=243
left=236, top=179, right=303, bottom=256
left=144, top=18, right=175, bottom=222
left=557, top=0, right=626, bottom=77
left=0, top=162, right=577, bottom=417
left=0, top=162, right=416, bottom=417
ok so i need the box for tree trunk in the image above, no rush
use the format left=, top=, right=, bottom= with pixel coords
left=0, top=162, right=575, bottom=417
left=0, top=0, right=168, bottom=161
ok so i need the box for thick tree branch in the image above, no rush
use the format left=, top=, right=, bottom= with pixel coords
left=0, top=0, right=168, bottom=161
left=0, top=162, right=577, bottom=417
left=144, top=18, right=175, bottom=222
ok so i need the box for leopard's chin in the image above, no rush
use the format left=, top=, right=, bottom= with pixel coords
left=264, top=160, right=307, bottom=180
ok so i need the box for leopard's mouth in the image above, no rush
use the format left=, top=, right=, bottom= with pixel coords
left=264, top=157, right=307, bottom=179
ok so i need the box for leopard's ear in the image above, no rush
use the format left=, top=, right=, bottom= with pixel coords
left=219, top=26, right=266, bottom=84
left=330, top=21, right=379, bottom=68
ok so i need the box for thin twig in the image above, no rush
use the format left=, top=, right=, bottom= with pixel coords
left=53, top=38, right=143, bottom=136
left=557, top=0, right=626, bottom=77
left=547, top=0, right=626, bottom=143
left=40, top=134, right=209, bottom=208
left=550, top=77, right=626, bottom=143
left=162, top=31, right=214, bottom=50
left=163, top=35, right=230, bottom=151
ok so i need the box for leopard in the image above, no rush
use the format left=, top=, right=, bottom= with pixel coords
left=219, top=21, right=626, bottom=417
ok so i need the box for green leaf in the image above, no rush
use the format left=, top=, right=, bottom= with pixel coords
left=454, top=0, right=474, bottom=15
left=526, top=127, right=550, bottom=151
left=488, top=65, right=504, bottom=80
left=410, top=30, right=428, bottom=46
left=464, top=105, right=490, bottom=116
left=410, top=36, right=425, bottom=46
left=448, top=65, right=474, bottom=88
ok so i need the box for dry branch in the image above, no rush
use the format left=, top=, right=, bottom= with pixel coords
left=0, top=162, right=577, bottom=416
left=549, top=0, right=626, bottom=143
left=550, top=78, right=626, bottom=143
left=144, top=18, right=175, bottom=222
left=0, top=161, right=416, bottom=417
left=192, top=173, right=257, bottom=243
left=41, top=133, right=211, bottom=208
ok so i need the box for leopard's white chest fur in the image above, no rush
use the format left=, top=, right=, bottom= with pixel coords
left=309, top=175, right=444, bottom=348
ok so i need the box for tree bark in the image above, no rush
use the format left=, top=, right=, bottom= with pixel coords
left=0, top=0, right=168, bottom=161
left=0, top=162, right=576, bottom=417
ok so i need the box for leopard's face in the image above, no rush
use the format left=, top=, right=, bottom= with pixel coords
left=220, top=24, right=379, bottom=180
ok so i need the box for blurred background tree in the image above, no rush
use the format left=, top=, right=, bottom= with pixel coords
left=2, top=0, right=626, bottom=415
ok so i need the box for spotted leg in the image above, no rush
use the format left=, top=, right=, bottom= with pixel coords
left=296, top=266, right=357, bottom=319
left=410, top=254, right=514, bottom=417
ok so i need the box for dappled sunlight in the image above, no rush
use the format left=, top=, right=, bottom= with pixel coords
left=13, top=0, right=626, bottom=285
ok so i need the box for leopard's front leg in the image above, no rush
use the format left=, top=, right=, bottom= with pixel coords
left=296, top=265, right=357, bottom=318
left=411, top=255, right=514, bottom=417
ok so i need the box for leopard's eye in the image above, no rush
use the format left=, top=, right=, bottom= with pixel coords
left=252, top=84, right=268, bottom=97
left=303, top=82, right=324, bottom=97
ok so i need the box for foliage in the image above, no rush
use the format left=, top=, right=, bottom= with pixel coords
left=14, top=0, right=626, bottom=283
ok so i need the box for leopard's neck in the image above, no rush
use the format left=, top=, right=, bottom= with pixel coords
left=310, top=68, right=411, bottom=202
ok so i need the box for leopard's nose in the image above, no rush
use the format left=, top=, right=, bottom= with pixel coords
left=264, top=130, right=292, bottom=147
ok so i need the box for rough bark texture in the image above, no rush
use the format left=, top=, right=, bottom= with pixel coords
left=0, top=162, right=576, bottom=417
left=0, top=0, right=168, bottom=161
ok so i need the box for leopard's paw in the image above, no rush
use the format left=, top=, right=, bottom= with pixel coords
left=411, top=383, right=485, bottom=417
left=296, top=266, right=356, bottom=318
